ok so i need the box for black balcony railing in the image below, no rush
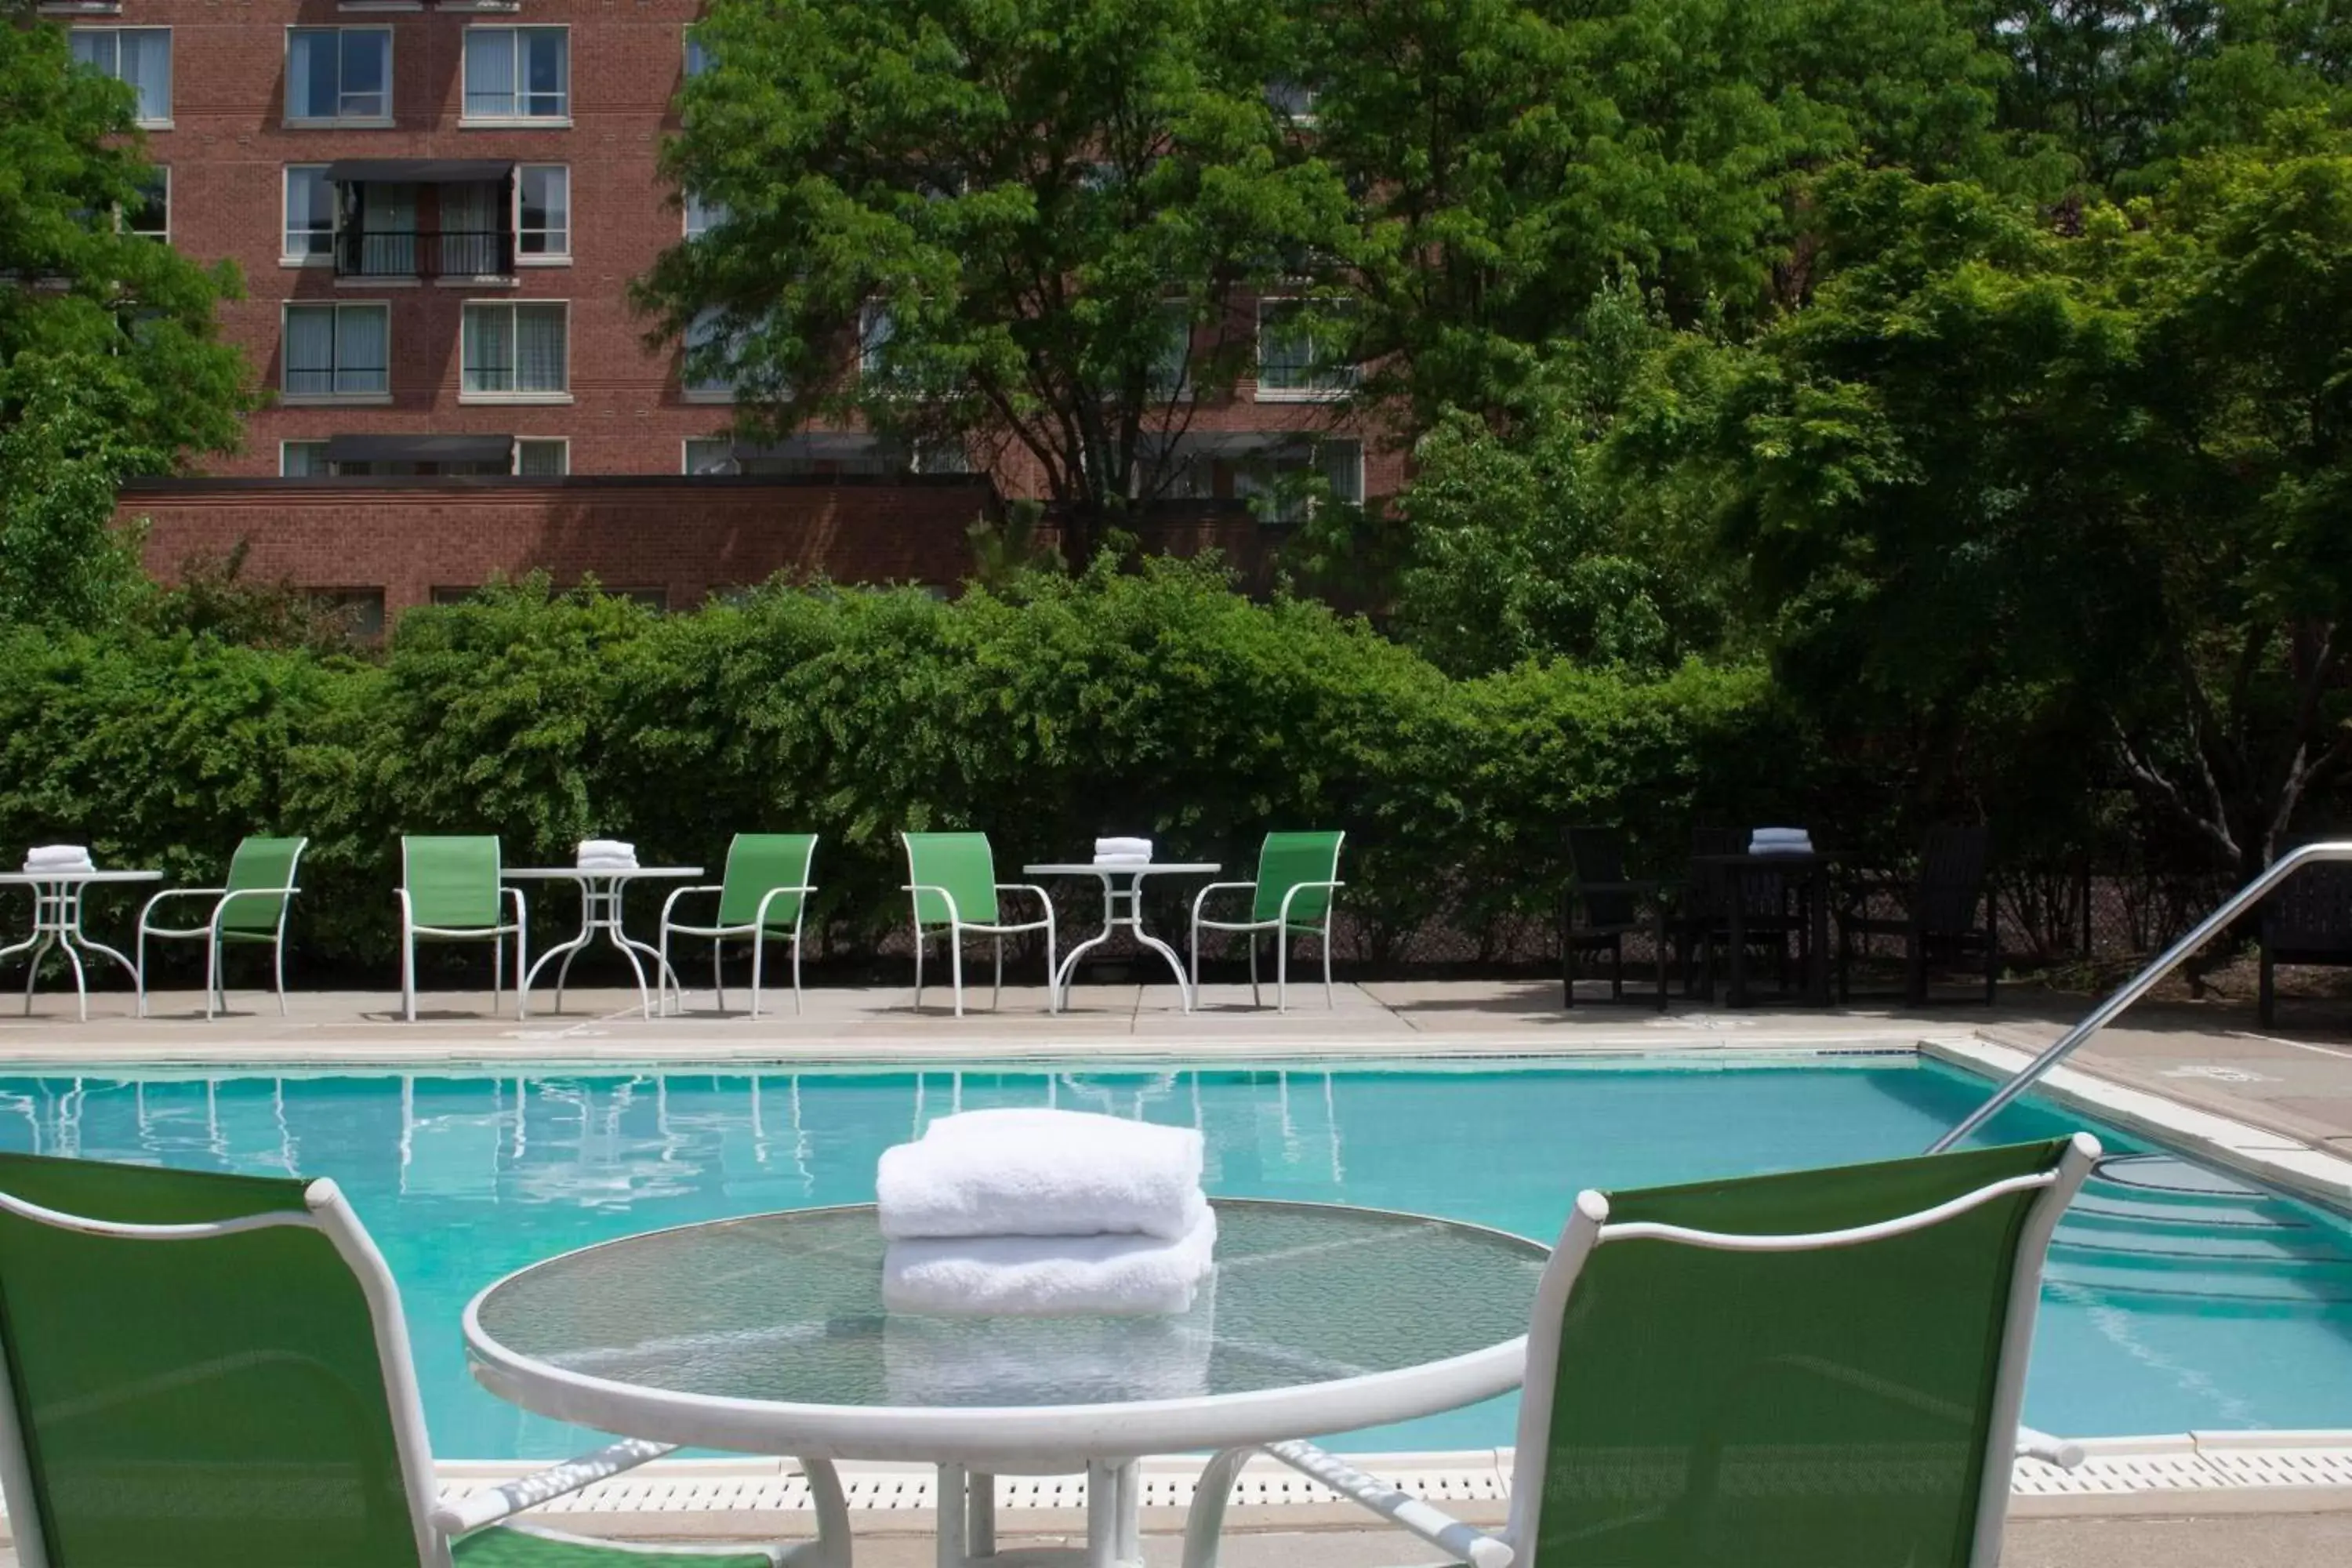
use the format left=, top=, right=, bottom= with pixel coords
left=333, top=228, right=514, bottom=281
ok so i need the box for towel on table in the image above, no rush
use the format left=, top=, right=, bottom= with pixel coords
left=882, top=1207, right=1218, bottom=1317
left=1093, top=837, right=1153, bottom=865
left=884, top=1276, right=1217, bottom=1405
left=877, top=1110, right=1205, bottom=1240
left=23, top=845, right=94, bottom=874
left=1748, top=828, right=1813, bottom=855
left=577, top=840, right=639, bottom=869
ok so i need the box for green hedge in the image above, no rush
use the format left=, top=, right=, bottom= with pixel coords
left=0, top=561, right=1806, bottom=977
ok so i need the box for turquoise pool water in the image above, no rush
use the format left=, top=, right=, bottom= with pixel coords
left=2, top=1055, right=2347, bottom=1457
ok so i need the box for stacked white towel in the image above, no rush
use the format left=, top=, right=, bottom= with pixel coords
left=1093, top=836, right=1154, bottom=866
left=576, top=839, right=639, bottom=871
left=23, top=845, right=95, bottom=875
left=877, top=1108, right=1215, bottom=1317
left=1749, top=827, right=1813, bottom=856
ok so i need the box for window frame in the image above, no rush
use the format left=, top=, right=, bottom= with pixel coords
left=281, top=165, right=337, bottom=266
left=124, top=166, right=169, bottom=242
left=279, top=299, right=393, bottom=404
left=1254, top=296, right=1358, bottom=403
left=681, top=307, right=740, bottom=404
left=67, top=26, right=173, bottom=129
left=279, top=440, right=330, bottom=477
left=682, top=190, right=726, bottom=241
left=282, top=25, right=394, bottom=128
left=514, top=164, right=570, bottom=264
left=460, top=25, right=572, bottom=126
left=514, top=436, right=568, bottom=476
left=683, top=437, right=735, bottom=475
left=458, top=299, right=573, bottom=404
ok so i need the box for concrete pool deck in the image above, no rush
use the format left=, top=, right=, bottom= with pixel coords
left=5, top=976, right=2352, bottom=1560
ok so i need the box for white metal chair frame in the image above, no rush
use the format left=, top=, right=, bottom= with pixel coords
left=0, top=1178, right=846, bottom=1568
left=1180, top=1133, right=2103, bottom=1568
left=1189, top=849, right=1345, bottom=1012
left=658, top=871, right=819, bottom=1020
left=902, top=879, right=1058, bottom=1018
left=134, top=854, right=306, bottom=1022
left=396, top=844, right=528, bottom=1024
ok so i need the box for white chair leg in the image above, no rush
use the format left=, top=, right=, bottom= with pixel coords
left=1248, top=932, right=1261, bottom=1008
left=1323, top=918, right=1334, bottom=1007
left=135, top=924, right=150, bottom=1018
left=402, top=927, right=417, bottom=1022
left=713, top=936, right=726, bottom=1014
left=751, top=933, right=766, bottom=1021
left=206, top=932, right=222, bottom=1022
left=993, top=935, right=1003, bottom=1011
left=913, top=927, right=924, bottom=1012
left=950, top=928, right=965, bottom=1018
left=274, top=935, right=289, bottom=1016
left=659, top=927, right=674, bottom=1016
left=1278, top=932, right=1290, bottom=1014
left=1189, top=917, right=1201, bottom=996
left=793, top=935, right=804, bottom=1015
left=514, top=925, right=528, bottom=1021
left=493, top=932, right=503, bottom=1007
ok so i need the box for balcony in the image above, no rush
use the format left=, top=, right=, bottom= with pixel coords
left=334, top=227, right=514, bottom=281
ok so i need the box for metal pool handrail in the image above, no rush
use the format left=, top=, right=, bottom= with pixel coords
left=1928, top=840, right=2352, bottom=1154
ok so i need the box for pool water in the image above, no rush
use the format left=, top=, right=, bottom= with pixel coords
left=2, top=1056, right=2347, bottom=1458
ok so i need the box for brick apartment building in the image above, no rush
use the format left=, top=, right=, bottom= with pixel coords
left=56, top=2, right=1392, bottom=615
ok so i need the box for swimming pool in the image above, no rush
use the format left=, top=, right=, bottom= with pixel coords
left=1, top=1054, right=2347, bottom=1458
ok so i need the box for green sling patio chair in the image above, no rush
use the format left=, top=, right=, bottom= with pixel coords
left=1188, top=829, right=1345, bottom=1011
left=900, top=831, right=1057, bottom=1017
left=657, top=833, right=819, bottom=1018
left=1181, top=1134, right=2102, bottom=1568
left=0, top=1149, right=846, bottom=1568
left=397, top=835, right=527, bottom=1023
left=134, top=833, right=307, bottom=1019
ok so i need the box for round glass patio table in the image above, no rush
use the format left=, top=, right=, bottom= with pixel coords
left=466, top=1199, right=1547, bottom=1566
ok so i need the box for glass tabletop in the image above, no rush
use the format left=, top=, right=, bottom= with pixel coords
left=470, top=1199, right=1547, bottom=1412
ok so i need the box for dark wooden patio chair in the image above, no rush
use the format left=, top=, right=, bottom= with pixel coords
left=1668, top=826, right=1802, bottom=1002
left=1562, top=826, right=1668, bottom=1009
left=1837, top=823, right=1998, bottom=1005
left=2259, top=860, right=2352, bottom=1027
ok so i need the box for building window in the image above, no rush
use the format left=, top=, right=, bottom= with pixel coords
left=515, top=437, right=568, bottom=475
left=1238, top=437, right=1363, bottom=522
left=463, top=27, right=569, bottom=122
left=68, top=27, right=172, bottom=126
left=282, top=303, right=390, bottom=398
left=311, top=587, right=387, bottom=641
left=517, top=165, right=568, bottom=259
left=286, top=27, right=391, bottom=124
left=1149, top=300, right=1193, bottom=400
left=281, top=440, right=329, bottom=476
left=1256, top=299, right=1357, bottom=401
left=684, top=27, right=714, bottom=78
left=684, top=437, right=735, bottom=474
left=461, top=302, right=568, bottom=399
left=1266, top=81, right=1316, bottom=124
left=683, top=191, right=726, bottom=240
left=683, top=308, right=739, bottom=401
left=858, top=303, right=894, bottom=376
left=125, top=169, right=169, bottom=241
left=283, top=165, right=336, bottom=262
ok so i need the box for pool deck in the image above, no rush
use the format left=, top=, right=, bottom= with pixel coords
left=5, top=976, right=2352, bottom=1561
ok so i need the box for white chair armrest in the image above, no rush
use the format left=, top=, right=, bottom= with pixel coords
left=430, top=1437, right=675, bottom=1536
left=2017, top=1425, right=2084, bottom=1469
left=753, top=885, right=818, bottom=931
left=1191, top=880, right=1258, bottom=925
left=138, top=887, right=227, bottom=931
left=1276, top=879, right=1345, bottom=926
left=995, top=883, right=1053, bottom=913
left=903, top=883, right=962, bottom=927
left=659, top=884, right=725, bottom=928
left=1261, top=1439, right=1512, bottom=1568
left=503, top=884, right=527, bottom=929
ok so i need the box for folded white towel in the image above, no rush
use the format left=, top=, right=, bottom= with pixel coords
left=1751, top=828, right=1809, bottom=842
left=884, top=1278, right=1217, bottom=1404
left=24, top=845, right=94, bottom=873
left=1094, top=837, right=1153, bottom=863
left=578, top=840, right=638, bottom=867
left=878, top=1110, right=1205, bottom=1240
left=882, top=1207, right=1217, bottom=1317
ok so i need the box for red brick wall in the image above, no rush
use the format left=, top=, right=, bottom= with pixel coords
left=106, top=0, right=1414, bottom=496
left=125, top=476, right=1002, bottom=614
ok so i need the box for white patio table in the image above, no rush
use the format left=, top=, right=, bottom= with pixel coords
left=1022, top=862, right=1220, bottom=1011
left=0, top=868, right=162, bottom=1022
left=465, top=1197, right=1545, bottom=1568
left=502, top=865, right=702, bottom=1018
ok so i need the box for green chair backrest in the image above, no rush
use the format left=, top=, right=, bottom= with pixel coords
left=903, top=832, right=1000, bottom=926
left=0, top=1152, right=426, bottom=1568
left=1529, top=1138, right=2074, bottom=1568
left=717, top=833, right=818, bottom=930
left=1252, top=829, right=1345, bottom=924
left=220, top=834, right=308, bottom=933
left=402, top=834, right=503, bottom=929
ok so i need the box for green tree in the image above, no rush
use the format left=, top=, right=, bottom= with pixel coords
left=637, top=0, right=1357, bottom=560
left=1, top=20, right=256, bottom=626
left=1708, top=136, right=2352, bottom=877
